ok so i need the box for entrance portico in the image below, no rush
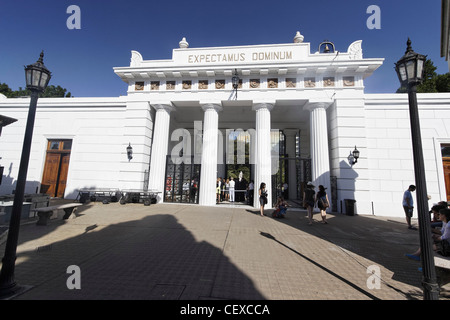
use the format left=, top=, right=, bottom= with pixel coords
left=113, top=32, right=383, bottom=209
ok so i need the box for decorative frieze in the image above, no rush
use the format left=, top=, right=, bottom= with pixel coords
left=286, top=78, right=296, bottom=88
left=268, top=78, right=278, bottom=88
left=166, top=81, right=175, bottom=90
left=199, top=80, right=208, bottom=90
left=182, top=80, right=192, bottom=90
left=151, top=81, right=160, bottom=90
left=215, top=80, right=225, bottom=89
left=343, top=76, right=355, bottom=86
left=135, top=81, right=144, bottom=91
left=250, top=79, right=260, bottom=89
left=323, top=77, right=335, bottom=87
left=304, top=78, right=316, bottom=88
left=136, top=75, right=356, bottom=92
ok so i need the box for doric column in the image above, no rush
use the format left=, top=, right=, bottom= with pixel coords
left=148, top=103, right=175, bottom=202
left=199, top=103, right=222, bottom=206
left=304, top=101, right=332, bottom=197
left=253, top=102, right=274, bottom=209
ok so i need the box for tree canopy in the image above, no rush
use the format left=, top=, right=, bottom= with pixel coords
left=0, top=83, right=72, bottom=98
left=396, top=58, right=450, bottom=93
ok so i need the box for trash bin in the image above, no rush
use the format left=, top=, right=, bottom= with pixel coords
left=344, top=199, right=356, bottom=216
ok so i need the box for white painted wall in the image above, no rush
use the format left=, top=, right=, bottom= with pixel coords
left=364, top=93, right=450, bottom=217
left=0, top=97, right=129, bottom=199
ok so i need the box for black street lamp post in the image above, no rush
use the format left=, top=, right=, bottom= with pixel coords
left=395, top=39, right=440, bottom=300
left=0, top=52, right=51, bottom=298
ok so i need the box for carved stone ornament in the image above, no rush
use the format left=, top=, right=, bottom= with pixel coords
left=268, top=78, right=278, bottom=88
left=182, top=80, right=192, bottom=90
left=135, top=81, right=145, bottom=91
left=323, top=77, right=335, bottom=87
left=151, top=81, right=160, bottom=90
left=166, top=81, right=175, bottom=90
left=343, top=76, right=355, bottom=86
left=286, top=78, right=296, bottom=88
left=348, top=40, right=363, bottom=60
left=215, top=80, right=225, bottom=89
left=250, top=79, right=260, bottom=88
left=304, top=78, right=315, bottom=88
left=199, top=80, right=208, bottom=89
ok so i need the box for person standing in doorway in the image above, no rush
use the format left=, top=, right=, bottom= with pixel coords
left=403, top=185, right=417, bottom=230
left=259, top=182, right=268, bottom=216
left=303, top=182, right=316, bottom=225
left=229, top=177, right=235, bottom=202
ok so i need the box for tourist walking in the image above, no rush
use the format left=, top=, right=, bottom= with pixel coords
left=303, top=181, right=316, bottom=225
left=316, top=185, right=330, bottom=224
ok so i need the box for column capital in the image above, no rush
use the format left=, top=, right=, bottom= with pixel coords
left=200, top=102, right=223, bottom=112
left=151, top=102, right=176, bottom=113
left=252, top=102, right=275, bottom=111
left=304, top=100, right=333, bottom=112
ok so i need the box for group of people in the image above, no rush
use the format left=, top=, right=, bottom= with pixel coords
left=302, top=181, right=330, bottom=225
left=257, top=180, right=331, bottom=224
left=216, top=176, right=254, bottom=205
left=403, top=184, right=450, bottom=260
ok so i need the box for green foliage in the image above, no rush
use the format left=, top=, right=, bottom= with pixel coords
left=0, top=83, right=72, bottom=98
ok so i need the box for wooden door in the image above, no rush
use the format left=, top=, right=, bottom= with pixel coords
left=444, top=159, right=450, bottom=201
left=41, top=140, right=72, bottom=198
left=57, top=154, right=70, bottom=198
left=41, top=153, right=61, bottom=196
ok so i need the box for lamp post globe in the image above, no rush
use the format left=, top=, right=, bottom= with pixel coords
left=395, top=38, right=426, bottom=89
left=0, top=52, right=51, bottom=298
left=395, top=39, right=439, bottom=300
left=25, top=51, right=52, bottom=92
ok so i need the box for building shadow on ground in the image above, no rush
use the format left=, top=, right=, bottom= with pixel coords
left=3, top=212, right=264, bottom=300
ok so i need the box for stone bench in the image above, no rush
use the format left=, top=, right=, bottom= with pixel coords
left=435, top=253, right=450, bottom=270
left=32, top=203, right=84, bottom=226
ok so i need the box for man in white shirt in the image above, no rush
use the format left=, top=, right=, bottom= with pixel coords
left=402, top=185, right=416, bottom=230
left=229, top=178, right=235, bottom=202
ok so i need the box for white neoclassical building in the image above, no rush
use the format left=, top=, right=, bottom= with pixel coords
left=1, top=32, right=450, bottom=217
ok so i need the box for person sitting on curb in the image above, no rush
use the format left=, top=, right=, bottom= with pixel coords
left=272, top=196, right=289, bottom=218
left=405, top=208, right=450, bottom=261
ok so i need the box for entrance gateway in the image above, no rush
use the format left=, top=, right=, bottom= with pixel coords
left=114, top=31, right=383, bottom=209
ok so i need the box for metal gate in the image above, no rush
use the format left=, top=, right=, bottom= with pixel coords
left=271, top=155, right=311, bottom=206
left=164, top=156, right=201, bottom=204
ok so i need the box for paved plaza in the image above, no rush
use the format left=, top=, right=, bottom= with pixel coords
left=0, top=200, right=449, bottom=301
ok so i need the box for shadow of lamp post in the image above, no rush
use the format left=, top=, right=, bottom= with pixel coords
left=395, top=39, right=440, bottom=300
left=0, top=52, right=51, bottom=299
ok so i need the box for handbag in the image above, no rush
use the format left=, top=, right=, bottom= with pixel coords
left=320, top=195, right=329, bottom=208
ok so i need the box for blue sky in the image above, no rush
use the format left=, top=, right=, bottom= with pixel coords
left=0, top=0, right=448, bottom=97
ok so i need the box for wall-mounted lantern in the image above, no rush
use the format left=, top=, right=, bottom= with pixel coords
left=127, top=143, right=133, bottom=161
left=348, top=146, right=360, bottom=166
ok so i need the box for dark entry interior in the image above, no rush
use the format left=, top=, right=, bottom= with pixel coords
left=164, top=156, right=201, bottom=204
